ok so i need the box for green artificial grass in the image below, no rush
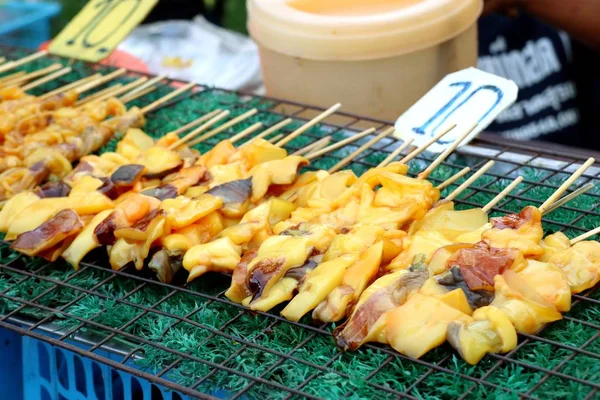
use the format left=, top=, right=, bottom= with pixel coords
left=0, top=50, right=600, bottom=399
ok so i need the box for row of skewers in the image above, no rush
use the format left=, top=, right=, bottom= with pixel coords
left=1, top=52, right=600, bottom=366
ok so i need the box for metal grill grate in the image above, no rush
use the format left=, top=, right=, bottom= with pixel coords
left=0, top=46, right=599, bottom=399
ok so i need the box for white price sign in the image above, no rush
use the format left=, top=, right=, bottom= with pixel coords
left=394, top=67, right=519, bottom=153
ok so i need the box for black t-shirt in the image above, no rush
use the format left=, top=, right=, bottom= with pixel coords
left=478, top=14, right=600, bottom=149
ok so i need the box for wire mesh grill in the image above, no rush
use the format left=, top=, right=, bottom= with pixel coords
left=0, top=46, right=599, bottom=399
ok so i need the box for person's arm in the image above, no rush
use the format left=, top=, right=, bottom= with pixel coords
left=484, top=0, right=600, bottom=50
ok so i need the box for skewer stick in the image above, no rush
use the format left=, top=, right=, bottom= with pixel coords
left=328, top=127, right=395, bottom=173
left=74, top=68, right=127, bottom=95
left=187, top=109, right=259, bottom=147
left=230, top=122, right=264, bottom=144
left=0, top=50, right=48, bottom=74
left=39, top=73, right=101, bottom=99
left=444, top=160, right=495, bottom=202
left=0, top=63, right=62, bottom=87
left=538, top=157, right=596, bottom=214
left=244, top=118, right=294, bottom=146
left=276, top=103, right=342, bottom=147
left=399, top=123, right=457, bottom=164
left=167, top=109, right=223, bottom=137
left=77, top=77, right=148, bottom=107
left=0, top=70, right=26, bottom=85
left=168, top=110, right=230, bottom=150
left=306, top=127, right=376, bottom=160
left=141, top=82, right=196, bottom=114
left=268, top=134, right=285, bottom=144
left=436, top=167, right=471, bottom=191
left=417, top=122, right=476, bottom=180
left=542, top=182, right=595, bottom=215
left=122, top=86, right=156, bottom=103
left=571, top=226, right=600, bottom=245
left=377, top=138, right=415, bottom=168
left=293, top=136, right=331, bottom=156
left=75, top=83, right=123, bottom=106
left=481, top=176, right=524, bottom=213
left=21, top=67, right=72, bottom=91
left=0, top=57, right=5, bottom=64
left=119, top=75, right=166, bottom=103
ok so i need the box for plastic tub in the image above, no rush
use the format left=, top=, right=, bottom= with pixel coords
left=0, top=2, right=61, bottom=49
left=248, top=0, right=482, bottom=121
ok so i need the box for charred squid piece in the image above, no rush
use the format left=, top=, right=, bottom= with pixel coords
left=447, top=306, right=518, bottom=365
left=333, top=265, right=429, bottom=351
left=11, top=209, right=84, bottom=257
left=109, top=209, right=170, bottom=271
left=243, top=224, right=337, bottom=307
left=225, top=249, right=259, bottom=303
left=148, top=249, right=184, bottom=284
left=247, top=252, right=323, bottom=312
left=34, top=181, right=71, bottom=198
left=94, top=194, right=160, bottom=246
left=435, top=268, right=496, bottom=310
left=141, top=185, right=179, bottom=201
left=206, top=178, right=252, bottom=218
left=206, top=178, right=252, bottom=204
left=445, top=242, right=525, bottom=292
left=62, top=209, right=113, bottom=271
left=483, top=205, right=544, bottom=257
left=39, top=236, right=77, bottom=262
left=110, top=164, right=146, bottom=193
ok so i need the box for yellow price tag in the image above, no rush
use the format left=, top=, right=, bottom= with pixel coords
left=49, top=0, right=158, bottom=62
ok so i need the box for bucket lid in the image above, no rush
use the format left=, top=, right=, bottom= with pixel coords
left=248, top=0, right=482, bottom=61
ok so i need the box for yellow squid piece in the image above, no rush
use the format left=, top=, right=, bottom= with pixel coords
left=183, top=237, right=243, bottom=282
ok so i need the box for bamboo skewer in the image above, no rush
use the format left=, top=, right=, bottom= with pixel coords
left=328, top=127, right=395, bottom=173
left=276, top=103, right=342, bottom=147
left=538, top=157, right=596, bottom=214
left=542, top=182, right=595, bottom=215
left=399, top=123, right=457, bottom=164
left=0, top=70, right=26, bottom=85
left=39, top=73, right=102, bottom=99
left=21, top=67, right=72, bottom=91
left=167, top=109, right=223, bottom=137
left=293, top=136, right=331, bottom=156
left=378, top=138, right=415, bottom=168
left=244, top=118, right=294, bottom=146
left=168, top=110, right=231, bottom=150
left=0, top=57, right=5, bottom=64
left=417, top=122, right=477, bottom=180
left=74, top=68, right=127, bottom=95
left=0, top=63, right=62, bottom=88
left=120, top=75, right=166, bottom=103
left=436, top=167, right=471, bottom=191
left=187, top=109, right=259, bottom=147
left=141, top=82, right=196, bottom=114
left=230, top=122, right=264, bottom=144
left=482, top=176, right=524, bottom=213
left=122, top=86, right=156, bottom=103
left=571, top=227, right=600, bottom=244
left=269, top=134, right=285, bottom=144
left=0, top=50, right=48, bottom=74
left=75, top=84, right=123, bottom=106
left=77, top=77, right=148, bottom=107
left=444, top=160, right=495, bottom=202
left=306, top=128, right=376, bottom=160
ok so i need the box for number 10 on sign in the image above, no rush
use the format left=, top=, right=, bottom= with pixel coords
left=394, top=68, right=519, bottom=153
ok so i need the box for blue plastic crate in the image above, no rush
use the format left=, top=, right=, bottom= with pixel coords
left=0, top=2, right=61, bottom=49
left=0, top=327, right=207, bottom=400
